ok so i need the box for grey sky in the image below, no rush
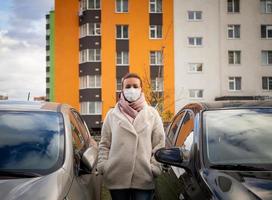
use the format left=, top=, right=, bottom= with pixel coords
left=0, top=0, right=54, bottom=100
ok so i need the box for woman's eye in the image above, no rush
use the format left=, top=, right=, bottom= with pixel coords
left=125, top=85, right=131, bottom=89
left=133, top=85, right=139, bottom=88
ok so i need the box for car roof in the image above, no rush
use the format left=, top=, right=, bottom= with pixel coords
left=0, top=100, right=64, bottom=112
left=182, top=100, right=272, bottom=114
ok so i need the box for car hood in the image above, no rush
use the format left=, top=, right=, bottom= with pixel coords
left=201, top=169, right=272, bottom=200
left=0, top=168, right=72, bottom=200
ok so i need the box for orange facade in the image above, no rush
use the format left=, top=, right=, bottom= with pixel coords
left=101, top=0, right=174, bottom=118
left=55, top=0, right=174, bottom=120
left=55, top=0, right=79, bottom=110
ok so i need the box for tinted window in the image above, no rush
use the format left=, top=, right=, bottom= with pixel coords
left=167, top=111, right=185, bottom=145
left=69, top=112, right=85, bottom=152
left=204, top=109, right=272, bottom=165
left=0, top=111, right=64, bottom=175
left=71, top=110, right=90, bottom=142
left=175, top=111, right=194, bottom=147
left=71, top=110, right=97, bottom=148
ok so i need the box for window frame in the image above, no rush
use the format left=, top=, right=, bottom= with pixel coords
left=261, top=0, right=272, bottom=13
left=262, top=76, right=272, bottom=90
left=149, top=25, right=163, bottom=39
left=149, top=0, right=162, bottom=13
left=80, top=101, right=102, bottom=115
left=188, top=63, right=203, bottom=73
left=116, top=25, right=129, bottom=39
left=151, top=77, right=164, bottom=92
left=228, top=76, right=242, bottom=91
left=261, top=25, right=272, bottom=39
left=189, top=89, right=204, bottom=99
left=79, top=75, right=101, bottom=89
left=262, top=50, right=272, bottom=65
left=228, top=50, right=241, bottom=65
left=150, top=51, right=163, bottom=65
left=228, top=24, right=240, bottom=39
left=188, top=37, right=203, bottom=47
left=80, top=0, right=101, bottom=10
left=187, top=11, right=202, bottom=21
left=116, top=0, right=128, bottom=13
left=227, top=0, right=240, bottom=13
left=116, top=51, right=129, bottom=65
left=80, top=49, right=101, bottom=63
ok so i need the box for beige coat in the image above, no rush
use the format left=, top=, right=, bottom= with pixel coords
left=97, top=103, right=165, bottom=190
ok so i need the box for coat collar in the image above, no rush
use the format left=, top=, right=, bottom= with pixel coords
left=112, top=103, right=153, bottom=136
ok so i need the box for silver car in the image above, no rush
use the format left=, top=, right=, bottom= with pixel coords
left=0, top=101, right=102, bottom=200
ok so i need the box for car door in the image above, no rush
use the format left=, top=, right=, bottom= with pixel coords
left=70, top=109, right=102, bottom=200
left=66, top=109, right=100, bottom=200
left=169, top=110, right=205, bottom=200
left=155, top=110, right=194, bottom=200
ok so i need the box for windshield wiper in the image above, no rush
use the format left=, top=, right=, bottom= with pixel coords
left=0, top=170, right=42, bottom=178
left=210, top=164, right=268, bottom=171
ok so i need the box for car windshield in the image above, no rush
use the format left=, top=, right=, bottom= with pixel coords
left=203, top=109, right=272, bottom=166
left=0, top=111, right=64, bottom=175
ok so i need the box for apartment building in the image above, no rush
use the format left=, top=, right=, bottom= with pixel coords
left=45, top=11, right=55, bottom=101
left=174, top=0, right=272, bottom=111
left=47, top=0, right=174, bottom=132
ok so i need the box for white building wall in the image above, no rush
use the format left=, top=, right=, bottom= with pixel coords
left=174, top=0, right=272, bottom=113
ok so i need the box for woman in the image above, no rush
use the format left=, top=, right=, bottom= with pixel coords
left=97, top=73, right=165, bottom=200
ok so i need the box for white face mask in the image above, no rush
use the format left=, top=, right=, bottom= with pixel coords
left=123, top=88, right=141, bottom=102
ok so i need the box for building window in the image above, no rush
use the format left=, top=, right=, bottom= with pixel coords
left=227, top=0, right=240, bottom=13
left=261, top=0, right=272, bottom=13
left=149, top=0, right=162, bottom=13
left=116, top=25, right=129, bottom=39
left=80, top=49, right=101, bottom=63
left=262, top=50, right=272, bottom=65
left=188, top=37, right=203, bottom=46
left=151, top=77, right=163, bottom=92
left=80, top=24, right=88, bottom=38
left=228, top=50, right=241, bottom=64
left=261, top=25, right=272, bottom=38
left=116, top=78, right=122, bottom=92
left=89, top=49, right=101, bottom=62
left=188, top=11, right=202, bottom=21
left=116, top=0, right=128, bottom=13
left=89, top=23, right=101, bottom=36
left=116, top=51, right=129, bottom=65
left=229, top=77, right=241, bottom=91
left=228, top=24, right=240, bottom=39
left=262, top=77, right=272, bottom=90
left=80, top=75, right=101, bottom=89
left=189, top=63, right=203, bottom=72
left=80, top=23, right=101, bottom=37
left=150, top=51, right=163, bottom=65
left=189, top=89, right=203, bottom=99
left=46, top=29, right=50, bottom=36
left=80, top=101, right=102, bottom=115
left=80, top=0, right=101, bottom=10
left=150, top=25, right=162, bottom=39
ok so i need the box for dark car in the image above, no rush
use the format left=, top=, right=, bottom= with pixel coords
left=0, top=101, right=102, bottom=200
left=154, top=101, right=272, bottom=200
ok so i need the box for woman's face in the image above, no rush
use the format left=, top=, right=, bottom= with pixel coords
left=122, top=77, right=141, bottom=90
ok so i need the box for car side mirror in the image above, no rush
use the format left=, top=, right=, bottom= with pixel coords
left=81, top=146, right=98, bottom=173
left=155, top=147, right=184, bottom=168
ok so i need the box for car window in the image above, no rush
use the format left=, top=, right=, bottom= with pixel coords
left=175, top=111, right=194, bottom=147
left=167, top=111, right=185, bottom=145
left=71, top=110, right=90, bottom=140
left=69, top=112, right=86, bottom=152
left=0, top=111, right=65, bottom=175
left=71, top=110, right=97, bottom=148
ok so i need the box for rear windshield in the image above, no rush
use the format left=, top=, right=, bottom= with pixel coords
left=0, top=111, right=65, bottom=175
